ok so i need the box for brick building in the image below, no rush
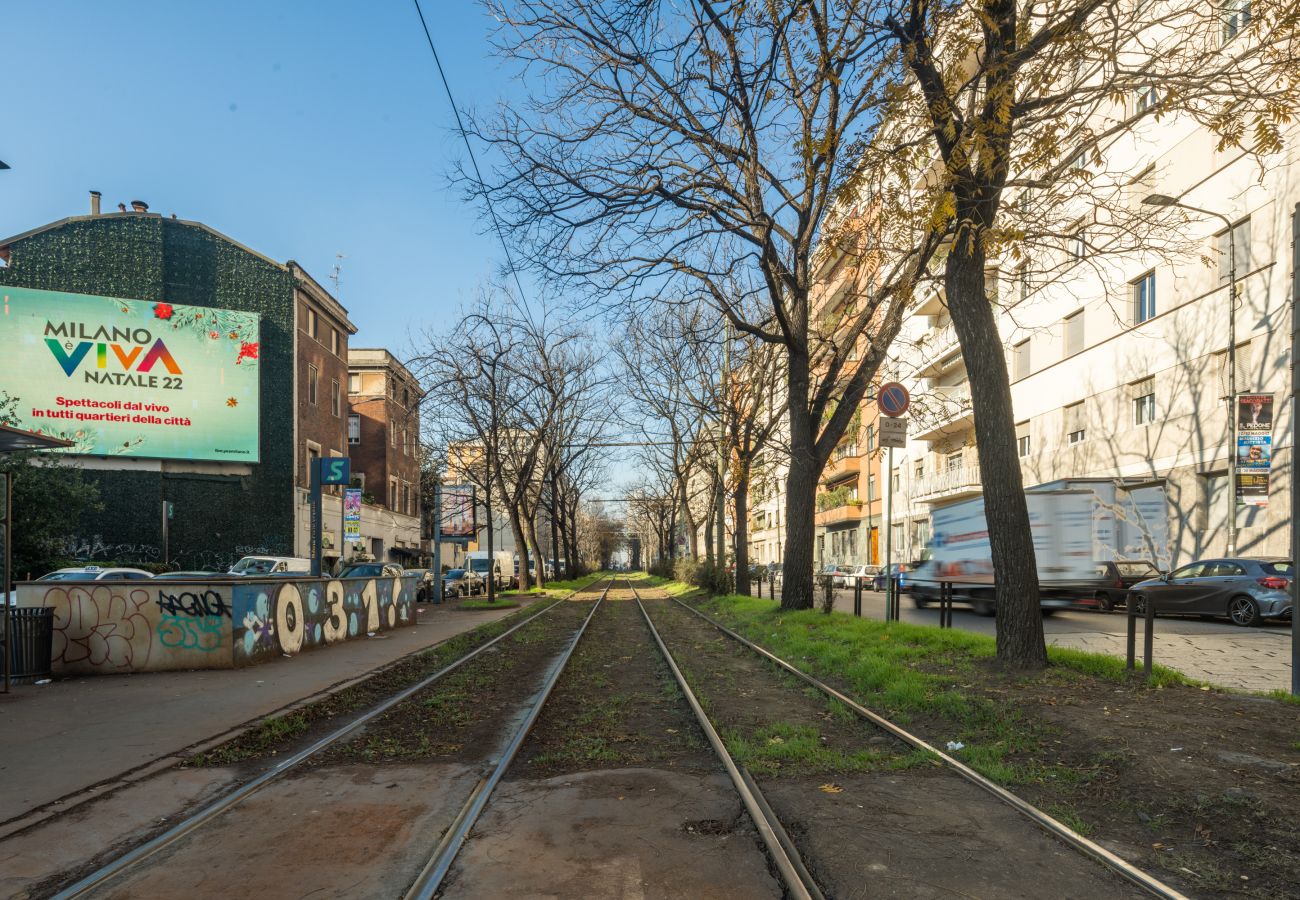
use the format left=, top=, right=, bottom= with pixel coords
left=346, top=348, right=423, bottom=563
left=289, top=263, right=357, bottom=567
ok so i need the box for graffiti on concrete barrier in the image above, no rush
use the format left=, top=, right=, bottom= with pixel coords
left=45, top=584, right=156, bottom=671
left=157, top=613, right=224, bottom=652
left=63, top=535, right=161, bottom=563
left=157, top=589, right=231, bottom=618
left=232, top=576, right=416, bottom=664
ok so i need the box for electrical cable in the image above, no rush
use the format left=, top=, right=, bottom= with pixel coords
left=411, top=0, right=530, bottom=307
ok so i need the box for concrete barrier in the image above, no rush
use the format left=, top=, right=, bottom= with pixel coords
left=13, top=575, right=418, bottom=676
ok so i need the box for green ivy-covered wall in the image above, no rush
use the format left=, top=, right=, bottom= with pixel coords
left=0, top=213, right=297, bottom=570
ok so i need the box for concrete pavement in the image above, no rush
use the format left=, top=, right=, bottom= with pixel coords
left=759, top=584, right=1294, bottom=694
left=0, top=600, right=521, bottom=826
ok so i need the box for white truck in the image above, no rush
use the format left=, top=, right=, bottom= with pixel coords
left=464, top=550, right=515, bottom=590
left=909, top=490, right=1105, bottom=615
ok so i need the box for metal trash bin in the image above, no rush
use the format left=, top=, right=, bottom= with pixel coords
left=1, top=607, right=55, bottom=683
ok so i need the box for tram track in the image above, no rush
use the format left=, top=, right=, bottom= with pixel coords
left=46, top=579, right=616, bottom=900
left=644, top=587, right=1192, bottom=900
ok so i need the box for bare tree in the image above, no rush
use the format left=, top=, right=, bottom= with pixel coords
left=475, top=1, right=946, bottom=609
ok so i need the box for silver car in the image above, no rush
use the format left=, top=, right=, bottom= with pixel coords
left=1128, top=556, right=1293, bottom=626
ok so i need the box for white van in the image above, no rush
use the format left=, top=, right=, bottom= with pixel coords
left=464, top=550, right=515, bottom=589
left=228, top=556, right=312, bottom=576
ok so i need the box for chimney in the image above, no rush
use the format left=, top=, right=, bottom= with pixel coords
left=130, top=200, right=149, bottom=213
left=118, top=203, right=127, bottom=213
left=89, top=191, right=102, bottom=215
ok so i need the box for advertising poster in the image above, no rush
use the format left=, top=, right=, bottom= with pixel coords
left=440, top=484, right=476, bottom=539
left=0, top=285, right=260, bottom=461
left=344, top=488, right=363, bottom=544
left=1236, top=393, right=1273, bottom=506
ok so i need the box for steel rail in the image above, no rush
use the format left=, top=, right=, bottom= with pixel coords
left=630, top=580, right=820, bottom=900
left=672, top=597, right=1191, bottom=900
left=403, top=579, right=611, bottom=899
left=53, top=594, right=576, bottom=900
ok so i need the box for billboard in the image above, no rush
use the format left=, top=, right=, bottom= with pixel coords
left=344, top=488, right=362, bottom=544
left=440, top=484, right=476, bottom=539
left=0, top=286, right=260, bottom=461
left=1235, top=393, right=1273, bottom=507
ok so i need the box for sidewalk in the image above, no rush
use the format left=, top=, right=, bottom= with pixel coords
left=0, top=601, right=520, bottom=825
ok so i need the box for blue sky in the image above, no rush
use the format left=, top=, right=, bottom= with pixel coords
left=1, top=1, right=520, bottom=355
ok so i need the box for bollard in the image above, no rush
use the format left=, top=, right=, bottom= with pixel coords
left=1126, top=596, right=1157, bottom=676
left=939, top=581, right=953, bottom=629
left=890, top=575, right=902, bottom=621
left=853, top=577, right=862, bottom=617
left=1144, top=594, right=1155, bottom=677
left=756, top=576, right=762, bottom=599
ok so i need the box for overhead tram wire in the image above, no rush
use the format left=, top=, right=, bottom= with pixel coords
left=411, top=0, right=530, bottom=307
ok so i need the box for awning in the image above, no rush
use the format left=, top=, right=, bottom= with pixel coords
left=0, top=423, right=74, bottom=453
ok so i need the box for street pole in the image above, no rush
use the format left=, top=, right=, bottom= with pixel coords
left=884, top=445, right=893, bottom=620
left=433, top=482, right=443, bottom=603
left=1290, top=201, right=1299, bottom=696
left=1227, top=215, right=1238, bottom=556
left=3, top=472, right=11, bottom=694
left=310, top=460, right=323, bottom=578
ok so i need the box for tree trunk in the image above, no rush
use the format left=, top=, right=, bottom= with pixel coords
left=526, top=515, right=545, bottom=589
left=508, top=505, right=530, bottom=591
left=733, top=463, right=750, bottom=596
left=704, top=485, right=715, bottom=565
left=781, top=350, right=817, bottom=610
left=485, top=480, right=496, bottom=603
left=678, top=479, right=697, bottom=559
left=549, top=469, right=560, bottom=582
left=715, top=468, right=726, bottom=569
left=945, top=236, right=1047, bottom=669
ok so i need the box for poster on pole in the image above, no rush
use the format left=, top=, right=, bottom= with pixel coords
left=1235, top=393, right=1273, bottom=506
left=440, top=484, right=476, bottom=539
left=344, top=488, right=363, bottom=543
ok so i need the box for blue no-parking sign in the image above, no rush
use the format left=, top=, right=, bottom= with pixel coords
left=878, top=382, right=910, bottom=417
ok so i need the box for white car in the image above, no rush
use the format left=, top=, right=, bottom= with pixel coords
left=37, top=566, right=154, bottom=581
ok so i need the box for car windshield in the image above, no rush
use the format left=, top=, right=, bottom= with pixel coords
left=1115, top=562, right=1160, bottom=577
left=37, top=571, right=95, bottom=581
left=231, top=559, right=277, bottom=574
left=446, top=569, right=466, bottom=578
left=341, top=564, right=382, bottom=578
left=1260, top=561, right=1294, bottom=576
left=468, top=559, right=490, bottom=572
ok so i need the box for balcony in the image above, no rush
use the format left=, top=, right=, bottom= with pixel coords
left=821, top=452, right=861, bottom=484
left=912, top=381, right=975, bottom=441
left=915, top=320, right=960, bottom=379
left=815, top=501, right=865, bottom=527
left=911, top=464, right=983, bottom=505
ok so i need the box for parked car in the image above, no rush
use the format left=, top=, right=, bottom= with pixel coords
left=37, top=566, right=154, bottom=581
left=442, top=568, right=484, bottom=598
left=767, top=563, right=783, bottom=587
left=829, top=564, right=861, bottom=588
left=405, top=568, right=436, bottom=601
left=1128, top=557, right=1293, bottom=626
left=872, top=563, right=908, bottom=592
left=229, top=556, right=312, bottom=576
left=1086, top=560, right=1163, bottom=612
left=338, top=562, right=404, bottom=579
left=842, top=564, right=881, bottom=589
left=153, top=571, right=236, bottom=580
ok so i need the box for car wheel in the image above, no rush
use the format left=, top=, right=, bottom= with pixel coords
left=913, top=596, right=931, bottom=609
left=971, top=593, right=995, bottom=617
left=1228, top=595, right=1261, bottom=627
left=1094, top=592, right=1113, bottom=613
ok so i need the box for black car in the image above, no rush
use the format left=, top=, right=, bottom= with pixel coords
left=442, top=569, right=484, bottom=598
left=338, top=563, right=404, bottom=579
left=1128, top=557, right=1293, bottom=626
left=1087, top=560, right=1163, bottom=612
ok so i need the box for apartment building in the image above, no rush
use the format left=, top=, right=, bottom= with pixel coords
left=885, top=105, right=1300, bottom=568
left=346, top=349, right=423, bottom=563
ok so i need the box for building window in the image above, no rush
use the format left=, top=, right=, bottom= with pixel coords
left=1134, top=387, right=1156, bottom=426
left=1013, top=339, right=1030, bottom=380
left=892, top=472, right=900, bottom=492
left=1069, top=224, right=1087, bottom=259
left=866, top=424, right=876, bottom=453
left=914, top=461, right=924, bottom=480
left=391, top=424, right=397, bottom=448
left=307, top=307, right=318, bottom=339
left=1064, top=309, right=1085, bottom=356
left=1065, top=401, right=1086, bottom=445
left=1016, top=421, right=1031, bottom=457
left=1220, top=0, right=1251, bottom=44
left=330, top=379, right=341, bottom=417
left=388, top=478, right=398, bottom=510
left=403, top=387, right=410, bottom=407
left=308, top=365, right=318, bottom=405
left=1133, top=271, right=1156, bottom=324
left=946, top=451, right=962, bottom=471
left=331, top=328, right=340, bottom=356
left=348, top=373, right=360, bottom=393
left=306, top=442, right=320, bottom=481
left=348, top=413, right=360, bottom=444
left=403, top=429, right=410, bottom=457
left=1216, top=217, right=1251, bottom=285
left=1017, top=265, right=1029, bottom=303
left=868, top=474, right=877, bottom=502
left=1069, top=147, right=1087, bottom=172
left=1135, top=86, right=1158, bottom=113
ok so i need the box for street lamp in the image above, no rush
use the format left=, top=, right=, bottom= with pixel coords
left=1143, top=193, right=1240, bottom=554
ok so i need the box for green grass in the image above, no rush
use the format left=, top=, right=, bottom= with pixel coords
left=690, top=594, right=1203, bottom=785
left=629, top=572, right=699, bottom=597
left=457, top=599, right=521, bottom=610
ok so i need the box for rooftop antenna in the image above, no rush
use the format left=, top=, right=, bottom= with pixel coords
left=329, top=252, right=347, bottom=298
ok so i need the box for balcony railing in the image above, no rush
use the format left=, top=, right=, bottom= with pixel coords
left=913, top=381, right=974, bottom=441
left=815, top=501, right=865, bottom=526
left=912, top=464, right=982, bottom=503
left=821, top=453, right=861, bottom=483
